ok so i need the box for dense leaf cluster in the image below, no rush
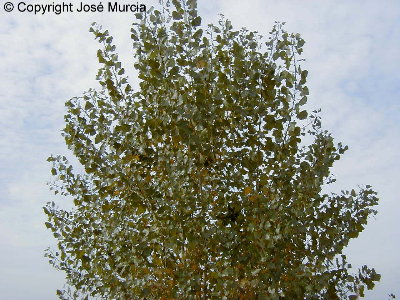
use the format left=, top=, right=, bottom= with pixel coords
left=45, top=0, right=380, bottom=299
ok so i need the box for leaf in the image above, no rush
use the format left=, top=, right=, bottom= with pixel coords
left=193, top=29, right=203, bottom=40
left=142, top=288, right=150, bottom=296
left=45, top=222, right=52, bottom=229
left=97, top=50, right=106, bottom=64
left=371, top=273, right=381, bottom=281
left=348, top=231, right=359, bottom=238
left=172, top=11, right=182, bottom=20
left=196, top=60, right=207, bottom=68
left=192, top=16, right=202, bottom=26
left=136, top=205, right=146, bottom=215
left=244, top=186, right=252, bottom=195
left=301, top=86, right=309, bottom=96
left=298, top=110, right=308, bottom=120
left=84, top=101, right=93, bottom=110
left=94, top=134, right=102, bottom=144
left=300, top=70, right=308, bottom=85
left=298, top=96, right=307, bottom=106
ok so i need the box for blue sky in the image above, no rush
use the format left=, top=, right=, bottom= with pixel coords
left=0, top=0, right=399, bottom=299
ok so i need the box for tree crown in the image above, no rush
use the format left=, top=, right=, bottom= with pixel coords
left=45, top=1, right=380, bottom=299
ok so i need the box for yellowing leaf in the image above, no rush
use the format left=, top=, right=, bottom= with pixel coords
left=244, top=186, right=252, bottom=195
left=136, top=205, right=146, bottom=215
left=196, top=60, right=207, bottom=68
left=249, top=195, right=258, bottom=202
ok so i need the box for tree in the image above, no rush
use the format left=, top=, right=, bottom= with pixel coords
left=44, top=0, right=381, bottom=298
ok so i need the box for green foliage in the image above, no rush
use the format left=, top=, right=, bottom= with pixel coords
left=44, top=0, right=380, bottom=299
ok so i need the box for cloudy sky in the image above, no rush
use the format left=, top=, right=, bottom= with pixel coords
left=0, top=0, right=399, bottom=299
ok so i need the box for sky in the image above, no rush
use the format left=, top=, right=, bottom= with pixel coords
left=0, top=0, right=399, bottom=299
